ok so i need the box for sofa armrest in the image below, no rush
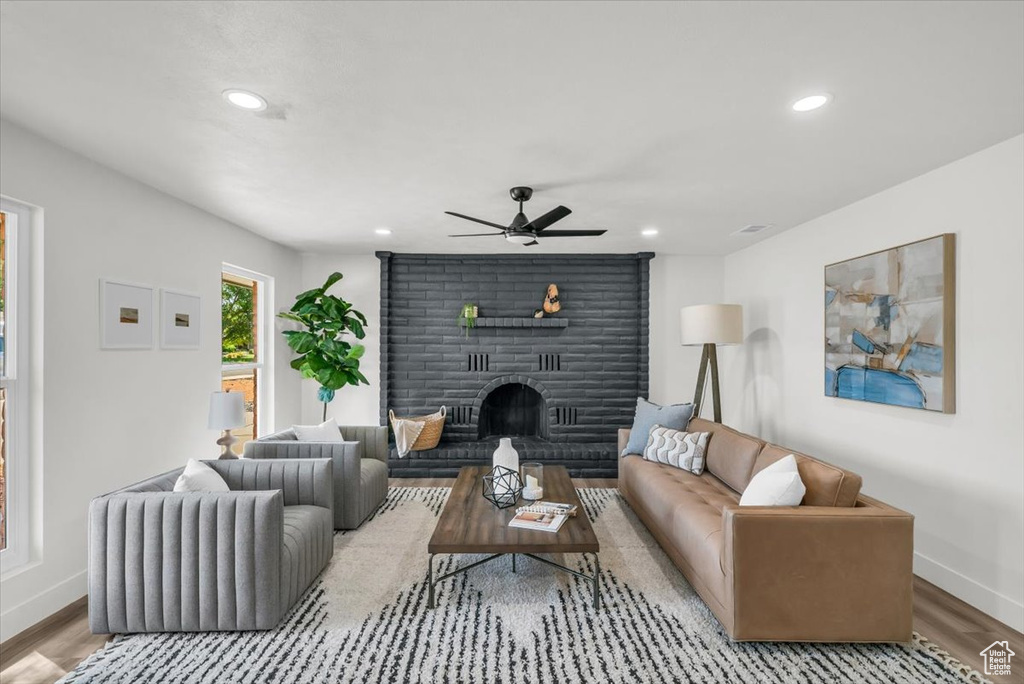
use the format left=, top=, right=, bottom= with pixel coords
left=722, top=503, right=914, bottom=642
left=339, top=425, right=389, bottom=463
left=618, top=428, right=631, bottom=456
left=89, top=489, right=284, bottom=634
left=206, top=457, right=334, bottom=512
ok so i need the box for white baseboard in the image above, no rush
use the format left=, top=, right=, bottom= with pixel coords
left=0, top=570, right=87, bottom=643
left=915, top=552, right=1024, bottom=633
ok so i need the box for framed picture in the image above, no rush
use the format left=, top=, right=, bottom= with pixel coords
left=824, top=233, right=955, bottom=413
left=160, top=289, right=201, bottom=349
left=100, top=279, right=155, bottom=349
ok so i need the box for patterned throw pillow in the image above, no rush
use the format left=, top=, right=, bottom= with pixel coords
left=642, top=425, right=711, bottom=475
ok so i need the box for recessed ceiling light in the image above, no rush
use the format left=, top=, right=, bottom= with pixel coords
left=375, top=228, right=392, bottom=236
left=792, top=94, right=831, bottom=112
left=641, top=228, right=659, bottom=237
left=223, top=89, right=267, bottom=111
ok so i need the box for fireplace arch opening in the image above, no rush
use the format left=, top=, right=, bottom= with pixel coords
left=477, top=382, right=548, bottom=440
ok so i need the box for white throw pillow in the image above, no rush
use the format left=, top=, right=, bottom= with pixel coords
left=642, top=425, right=711, bottom=474
left=291, top=417, right=345, bottom=442
left=173, top=459, right=230, bottom=493
left=740, top=454, right=806, bottom=506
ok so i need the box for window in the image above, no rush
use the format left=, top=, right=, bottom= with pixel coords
left=221, top=265, right=271, bottom=447
left=1, top=198, right=32, bottom=570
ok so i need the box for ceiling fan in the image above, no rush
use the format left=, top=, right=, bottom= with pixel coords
left=446, top=186, right=607, bottom=246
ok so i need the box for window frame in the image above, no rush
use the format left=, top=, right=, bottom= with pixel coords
left=221, top=264, right=273, bottom=439
left=0, top=198, right=33, bottom=573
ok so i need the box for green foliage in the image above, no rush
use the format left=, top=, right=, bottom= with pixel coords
left=222, top=281, right=255, bottom=363
left=278, top=272, right=369, bottom=407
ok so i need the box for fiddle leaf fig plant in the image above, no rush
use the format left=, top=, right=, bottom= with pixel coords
left=278, top=271, right=369, bottom=420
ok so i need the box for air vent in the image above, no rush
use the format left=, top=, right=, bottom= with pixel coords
left=538, top=353, right=561, bottom=372
left=732, top=224, right=773, bottom=236
left=467, top=353, right=489, bottom=372
left=450, top=406, right=473, bottom=425
left=554, top=407, right=579, bottom=425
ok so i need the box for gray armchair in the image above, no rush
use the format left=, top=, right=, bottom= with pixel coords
left=88, top=458, right=334, bottom=634
left=244, top=424, right=388, bottom=530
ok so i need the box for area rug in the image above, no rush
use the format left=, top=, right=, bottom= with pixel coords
left=63, top=487, right=986, bottom=684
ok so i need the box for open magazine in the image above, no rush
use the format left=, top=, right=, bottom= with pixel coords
left=508, top=502, right=577, bottom=533
left=508, top=509, right=566, bottom=533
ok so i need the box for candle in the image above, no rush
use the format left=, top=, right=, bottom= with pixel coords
left=522, top=474, right=543, bottom=500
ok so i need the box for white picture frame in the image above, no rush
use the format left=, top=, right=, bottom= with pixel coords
left=160, top=289, right=202, bottom=350
left=100, top=279, right=155, bottom=349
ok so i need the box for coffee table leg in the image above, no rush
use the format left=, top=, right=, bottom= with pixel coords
left=593, top=554, right=600, bottom=611
left=428, top=554, right=435, bottom=609
left=512, top=553, right=516, bottom=573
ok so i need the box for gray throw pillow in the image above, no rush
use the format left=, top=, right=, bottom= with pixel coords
left=623, top=398, right=694, bottom=456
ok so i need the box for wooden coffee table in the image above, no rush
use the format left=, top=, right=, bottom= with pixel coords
left=427, top=465, right=601, bottom=610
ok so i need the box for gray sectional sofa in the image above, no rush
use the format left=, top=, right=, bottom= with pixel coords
left=88, top=458, right=334, bottom=634
left=245, top=424, right=388, bottom=530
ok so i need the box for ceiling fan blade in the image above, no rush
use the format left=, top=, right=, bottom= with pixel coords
left=523, top=205, right=571, bottom=233
left=448, top=232, right=506, bottom=237
left=523, top=240, right=539, bottom=246
left=444, top=211, right=507, bottom=230
left=534, top=229, right=607, bottom=237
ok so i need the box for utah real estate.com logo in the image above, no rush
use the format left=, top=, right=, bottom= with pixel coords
left=979, top=640, right=1015, bottom=677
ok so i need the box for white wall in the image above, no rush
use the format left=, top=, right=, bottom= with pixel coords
left=0, top=119, right=304, bottom=641
left=721, top=135, right=1024, bottom=631
left=299, top=254, right=382, bottom=426
left=648, top=255, right=725, bottom=407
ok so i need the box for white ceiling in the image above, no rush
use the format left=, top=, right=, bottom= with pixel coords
left=1, top=1, right=1022, bottom=255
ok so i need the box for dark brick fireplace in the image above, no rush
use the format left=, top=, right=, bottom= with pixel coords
left=378, top=252, right=653, bottom=477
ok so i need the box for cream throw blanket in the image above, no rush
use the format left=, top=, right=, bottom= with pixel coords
left=391, top=418, right=424, bottom=458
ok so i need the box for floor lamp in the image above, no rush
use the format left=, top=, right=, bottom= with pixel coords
left=680, top=304, right=743, bottom=423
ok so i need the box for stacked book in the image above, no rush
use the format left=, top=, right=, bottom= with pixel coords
left=508, top=501, right=579, bottom=533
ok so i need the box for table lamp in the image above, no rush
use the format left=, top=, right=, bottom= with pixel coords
left=680, top=304, right=743, bottom=423
left=208, top=390, right=246, bottom=459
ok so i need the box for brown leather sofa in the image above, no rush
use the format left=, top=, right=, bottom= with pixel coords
left=618, top=418, right=914, bottom=642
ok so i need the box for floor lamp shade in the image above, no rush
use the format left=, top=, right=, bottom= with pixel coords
left=680, top=304, right=744, bottom=346
left=680, top=304, right=743, bottom=423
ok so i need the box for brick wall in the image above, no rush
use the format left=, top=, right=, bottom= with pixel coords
left=379, top=252, right=652, bottom=476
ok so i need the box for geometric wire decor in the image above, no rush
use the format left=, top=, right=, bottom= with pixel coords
left=481, top=465, right=523, bottom=509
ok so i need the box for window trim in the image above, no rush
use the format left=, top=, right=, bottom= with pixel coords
left=1, top=198, right=33, bottom=573
left=221, top=263, right=273, bottom=438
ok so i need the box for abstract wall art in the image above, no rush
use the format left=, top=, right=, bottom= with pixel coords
left=824, top=234, right=955, bottom=413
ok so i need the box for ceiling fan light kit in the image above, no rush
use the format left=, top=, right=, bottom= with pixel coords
left=447, top=186, right=607, bottom=247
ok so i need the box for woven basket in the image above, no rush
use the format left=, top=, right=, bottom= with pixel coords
left=389, top=406, right=446, bottom=451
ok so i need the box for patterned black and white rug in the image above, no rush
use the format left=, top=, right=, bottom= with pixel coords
left=64, top=488, right=986, bottom=684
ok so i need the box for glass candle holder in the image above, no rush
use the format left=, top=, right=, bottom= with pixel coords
left=521, top=462, right=544, bottom=500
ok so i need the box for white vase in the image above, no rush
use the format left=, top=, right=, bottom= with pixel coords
left=492, top=437, right=520, bottom=473
left=492, top=438, right=520, bottom=498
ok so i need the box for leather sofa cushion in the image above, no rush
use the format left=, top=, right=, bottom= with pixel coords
left=753, top=445, right=863, bottom=507
left=689, top=418, right=764, bottom=494
left=620, top=456, right=738, bottom=603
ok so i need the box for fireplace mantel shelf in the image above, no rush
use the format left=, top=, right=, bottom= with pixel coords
left=472, top=317, right=569, bottom=329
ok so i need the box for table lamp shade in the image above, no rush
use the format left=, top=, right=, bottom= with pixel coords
left=208, top=391, right=245, bottom=430
left=680, top=304, right=744, bottom=346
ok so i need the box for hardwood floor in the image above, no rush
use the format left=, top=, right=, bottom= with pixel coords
left=0, top=597, right=110, bottom=684
left=2, top=477, right=1019, bottom=684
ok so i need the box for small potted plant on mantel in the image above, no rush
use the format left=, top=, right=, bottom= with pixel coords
left=458, top=302, right=478, bottom=338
